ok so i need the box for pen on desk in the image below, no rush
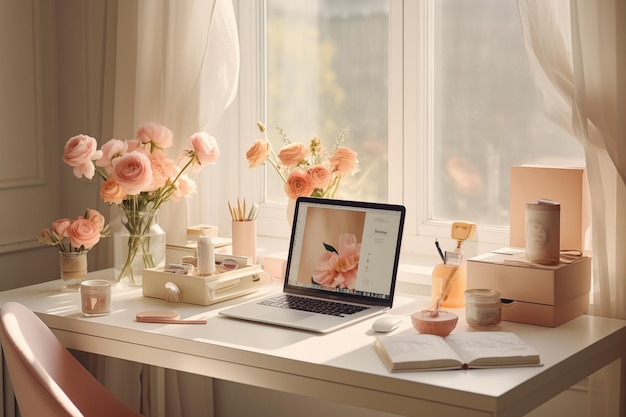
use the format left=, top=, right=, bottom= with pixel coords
left=435, top=239, right=446, bottom=263
left=228, top=201, right=236, bottom=220
left=228, top=199, right=247, bottom=221
left=246, top=202, right=259, bottom=221
left=239, top=199, right=246, bottom=221
left=229, top=199, right=258, bottom=222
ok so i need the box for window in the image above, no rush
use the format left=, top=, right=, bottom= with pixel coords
left=432, top=0, right=584, bottom=227
left=264, top=0, right=389, bottom=203
left=238, top=0, right=585, bottom=255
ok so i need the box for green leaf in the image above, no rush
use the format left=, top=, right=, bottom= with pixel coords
left=323, top=242, right=338, bottom=254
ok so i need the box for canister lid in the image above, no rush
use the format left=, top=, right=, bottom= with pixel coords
left=465, top=288, right=501, bottom=302
left=80, top=279, right=111, bottom=294
left=526, top=199, right=560, bottom=211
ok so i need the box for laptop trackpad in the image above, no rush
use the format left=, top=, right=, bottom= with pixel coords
left=260, top=309, right=314, bottom=322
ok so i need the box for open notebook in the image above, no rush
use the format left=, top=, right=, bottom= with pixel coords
left=219, top=197, right=406, bottom=333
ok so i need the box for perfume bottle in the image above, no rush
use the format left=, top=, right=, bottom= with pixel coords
left=197, top=229, right=215, bottom=276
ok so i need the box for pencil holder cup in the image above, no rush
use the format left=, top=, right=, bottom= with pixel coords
left=431, top=263, right=466, bottom=308
left=231, top=220, right=257, bottom=264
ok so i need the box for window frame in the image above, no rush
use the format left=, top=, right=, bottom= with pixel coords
left=234, top=0, right=509, bottom=258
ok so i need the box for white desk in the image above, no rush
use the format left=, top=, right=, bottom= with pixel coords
left=0, top=269, right=625, bottom=417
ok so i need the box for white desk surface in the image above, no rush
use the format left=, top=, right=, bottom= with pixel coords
left=1, top=269, right=624, bottom=417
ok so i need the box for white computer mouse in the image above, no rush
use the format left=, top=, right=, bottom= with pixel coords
left=372, top=316, right=402, bottom=333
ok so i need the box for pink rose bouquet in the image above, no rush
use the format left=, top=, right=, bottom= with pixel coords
left=310, top=233, right=361, bottom=289
left=39, top=209, right=110, bottom=253
left=64, top=122, right=219, bottom=209
left=246, top=122, right=359, bottom=199
left=63, top=122, right=219, bottom=284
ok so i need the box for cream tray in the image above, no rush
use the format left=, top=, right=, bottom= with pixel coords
left=142, top=264, right=265, bottom=306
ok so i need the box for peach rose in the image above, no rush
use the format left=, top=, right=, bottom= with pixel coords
left=277, top=143, right=309, bottom=168
left=312, top=233, right=360, bottom=289
left=111, top=151, right=153, bottom=195
left=63, top=135, right=103, bottom=179
left=246, top=139, right=270, bottom=168
left=189, top=132, right=220, bottom=166
left=307, top=165, right=331, bottom=189
left=149, top=150, right=177, bottom=190
left=311, top=250, right=340, bottom=287
left=172, top=174, right=197, bottom=201
left=52, top=218, right=72, bottom=237
left=329, top=146, right=359, bottom=176
left=336, top=233, right=360, bottom=281
left=85, top=209, right=106, bottom=231
left=126, top=139, right=142, bottom=153
left=100, top=178, right=126, bottom=204
left=284, top=170, right=314, bottom=199
left=136, top=122, right=173, bottom=149
left=96, top=139, right=127, bottom=173
left=67, top=218, right=101, bottom=249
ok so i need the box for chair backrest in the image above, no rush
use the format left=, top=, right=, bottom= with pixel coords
left=0, top=302, right=143, bottom=417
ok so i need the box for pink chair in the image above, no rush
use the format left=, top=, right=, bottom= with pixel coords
left=0, top=302, right=143, bottom=417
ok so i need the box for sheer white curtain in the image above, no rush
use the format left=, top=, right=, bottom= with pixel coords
left=113, top=0, right=239, bottom=245
left=98, top=1, right=239, bottom=416
left=518, top=0, right=625, bottom=416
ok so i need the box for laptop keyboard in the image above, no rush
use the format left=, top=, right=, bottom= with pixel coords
left=259, top=294, right=369, bottom=317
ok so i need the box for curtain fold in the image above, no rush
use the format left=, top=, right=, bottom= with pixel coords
left=97, top=1, right=240, bottom=416
left=113, top=0, right=240, bottom=246
left=518, top=1, right=625, bottom=416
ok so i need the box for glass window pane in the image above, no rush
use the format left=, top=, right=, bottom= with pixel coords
left=265, top=0, right=389, bottom=203
left=433, top=0, right=584, bottom=227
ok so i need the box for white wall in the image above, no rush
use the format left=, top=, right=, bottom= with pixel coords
left=0, top=1, right=64, bottom=290
left=0, top=1, right=111, bottom=292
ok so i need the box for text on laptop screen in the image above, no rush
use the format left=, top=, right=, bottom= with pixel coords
left=285, top=200, right=403, bottom=301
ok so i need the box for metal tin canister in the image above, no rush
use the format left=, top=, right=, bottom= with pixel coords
left=525, top=200, right=560, bottom=264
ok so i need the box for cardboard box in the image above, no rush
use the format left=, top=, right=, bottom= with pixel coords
left=143, top=264, right=265, bottom=306
left=509, top=165, right=591, bottom=251
left=467, top=249, right=591, bottom=327
left=263, top=252, right=288, bottom=279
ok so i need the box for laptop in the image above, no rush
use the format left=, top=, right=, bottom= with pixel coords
left=219, top=196, right=406, bottom=333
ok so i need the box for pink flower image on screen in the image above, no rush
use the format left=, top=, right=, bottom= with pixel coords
left=311, top=233, right=360, bottom=289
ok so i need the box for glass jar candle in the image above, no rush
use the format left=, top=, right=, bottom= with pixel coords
left=80, top=279, right=111, bottom=317
left=465, top=289, right=502, bottom=329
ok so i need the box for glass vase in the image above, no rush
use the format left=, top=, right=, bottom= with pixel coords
left=113, top=209, right=165, bottom=287
left=59, top=251, right=88, bottom=291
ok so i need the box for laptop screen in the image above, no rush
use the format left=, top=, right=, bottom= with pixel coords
left=284, top=197, right=406, bottom=306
